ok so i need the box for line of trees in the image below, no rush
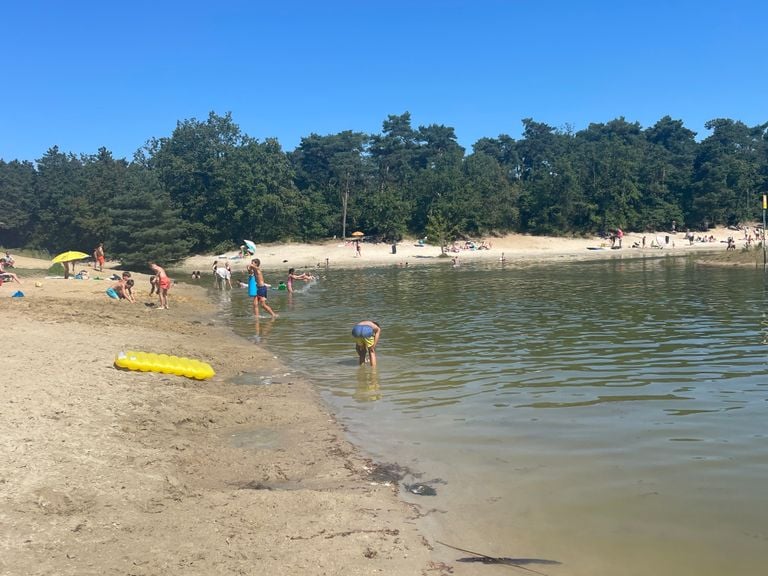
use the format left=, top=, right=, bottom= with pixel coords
left=1, top=111, right=767, bottom=268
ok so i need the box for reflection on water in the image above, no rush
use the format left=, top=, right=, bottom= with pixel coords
left=215, top=257, right=768, bottom=576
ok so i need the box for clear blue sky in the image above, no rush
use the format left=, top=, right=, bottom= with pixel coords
left=2, top=0, right=766, bottom=162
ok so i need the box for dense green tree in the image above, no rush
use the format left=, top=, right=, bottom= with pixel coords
left=34, top=146, right=88, bottom=252
left=291, top=131, right=372, bottom=238
left=4, top=110, right=768, bottom=260
left=638, top=116, right=696, bottom=230
left=0, top=159, right=38, bottom=247
left=107, top=164, right=191, bottom=269
left=688, top=119, right=767, bottom=228
left=574, top=118, right=644, bottom=233
left=145, top=112, right=252, bottom=251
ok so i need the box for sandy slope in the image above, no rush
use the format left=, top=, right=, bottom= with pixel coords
left=1, top=277, right=435, bottom=576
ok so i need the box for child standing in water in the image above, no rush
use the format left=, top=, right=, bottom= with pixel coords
left=248, top=258, right=278, bottom=319
left=286, top=268, right=313, bottom=294
left=352, top=320, right=381, bottom=366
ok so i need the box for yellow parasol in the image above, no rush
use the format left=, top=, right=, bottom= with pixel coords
left=51, top=250, right=90, bottom=264
left=351, top=231, right=365, bottom=237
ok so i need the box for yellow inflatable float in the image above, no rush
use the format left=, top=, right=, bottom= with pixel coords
left=114, top=350, right=215, bottom=380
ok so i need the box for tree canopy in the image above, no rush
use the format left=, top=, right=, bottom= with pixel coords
left=1, top=111, right=767, bottom=264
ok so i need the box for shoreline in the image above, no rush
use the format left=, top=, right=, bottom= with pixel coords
left=175, top=228, right=738, bottom=280
left=1, top=227, right=754, bottom=575
left=2, top=275, right=433, bottom=575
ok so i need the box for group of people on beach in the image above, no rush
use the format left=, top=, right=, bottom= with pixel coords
left=243, top=258, right=379, bottom=366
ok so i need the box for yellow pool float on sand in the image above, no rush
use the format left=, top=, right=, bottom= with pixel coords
left=115, top=350, right=215, bottom=380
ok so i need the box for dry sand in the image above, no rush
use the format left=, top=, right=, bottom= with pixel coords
left=0, top=228, right=742, bottom=576
left=181, top=228, right=734, bottom=278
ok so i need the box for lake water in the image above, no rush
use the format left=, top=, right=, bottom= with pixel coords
left=207, top=255, right=768, bottom=576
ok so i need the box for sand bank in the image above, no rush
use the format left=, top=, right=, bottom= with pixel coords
left=1, top=275, right=434, bottom=575
left=178, top=228, right=734, bottom=278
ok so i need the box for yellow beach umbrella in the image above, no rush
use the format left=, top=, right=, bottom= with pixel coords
left=351, top=231, right=365, bottom=237
left=51, top=250, right=90, bottom=264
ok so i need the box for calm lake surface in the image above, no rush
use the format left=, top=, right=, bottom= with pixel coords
left=209, top=255, right=768, bottom=576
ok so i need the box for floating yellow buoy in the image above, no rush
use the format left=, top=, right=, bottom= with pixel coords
left=114, top=350, right=215, bottom=380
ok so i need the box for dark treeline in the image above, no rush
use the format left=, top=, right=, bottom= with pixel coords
left=1, top=111, right=767, bottom=268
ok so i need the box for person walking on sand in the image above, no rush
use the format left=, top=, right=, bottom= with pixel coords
left=94, top=242, right=105, bottom=272
left=149, top=262, right=171, bottom=309
left=352, top=320, right=381, bottom=367
left=247, top=258, right=277, bottom=319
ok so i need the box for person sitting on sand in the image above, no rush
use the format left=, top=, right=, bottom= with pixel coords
left=0, top=259, right=21, bottom=284
left=111, top=277, right=135, bottom=303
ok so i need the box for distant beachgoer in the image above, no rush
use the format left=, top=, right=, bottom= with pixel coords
left=247, top=258, right=277, bottom=319
left=352, top=321, right=381, bottom=366
left=149, top=275, right=158, bottom=296
left=216, top=262, right=232, bottom=289
left=94, top=242, right=105, bottom=272
left=149, top=262, right=171, bottom=309
left=355, top=241, right=362, bottom=257
left=0, top=259, right=21, bottom=284
left=211, top=260, right=219, bottom=286
left=287, top=267, right=313, bottom=294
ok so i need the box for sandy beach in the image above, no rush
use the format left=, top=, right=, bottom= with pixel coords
left=0, top=227, right=745, bottom=575
left=182, top=227, right=736, bottom=279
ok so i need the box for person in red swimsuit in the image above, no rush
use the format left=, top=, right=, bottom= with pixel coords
left=149, top=262, right=171, bottom=309
left=94, top=242, right=106, bottom=271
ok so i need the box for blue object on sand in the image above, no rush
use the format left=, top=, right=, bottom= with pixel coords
left=11, top=290, right=24, bottom=298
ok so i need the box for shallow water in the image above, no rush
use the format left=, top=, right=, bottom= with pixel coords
left=212, top=256, right=768, bottom=576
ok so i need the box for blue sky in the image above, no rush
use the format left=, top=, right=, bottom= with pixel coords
left=2, top=0, right=766, bottom=162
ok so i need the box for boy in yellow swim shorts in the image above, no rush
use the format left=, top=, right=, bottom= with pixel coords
left=351, top=320, right=381, bottom=367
